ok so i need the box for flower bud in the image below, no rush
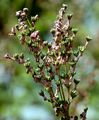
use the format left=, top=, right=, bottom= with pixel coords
left=39, top=90, right=45, bottom=97
left=71, top=90, right=77, bottom=99
left=67, top=14, right=73, bottom=20
left=24, top=62, right=30, bottom=67
left=19, top=53, right=24, bottom=59
left=43, top=41, right=48, bottom=45
left=16, top=11, right=22, bottom=18
left=62, top=4, right=67, bottom=9
left=79, top=46, right=85, bottom=52
left=48, top=43, right=52, bottom=49
left=31, top=15, right=38, bottom=22
left=50, top=29, right=55, bottom=36
left=73, top=50, right=79, bottom=57
left=13, top=53, right=19, bottom=59
left=30, top=31, right=39, bottom=40
left=21, top=12, right=26, bottom=19
left=74, top=79, right=80, bottom=85
left=23, top=8, right=28, bottom=13
left=4, top=54, right=10, bottom=59
left=86, top=36, right=92, bottom=42
left=72, top=28, right=78, bottom=34
left=11, top=27, right=16, bottom=35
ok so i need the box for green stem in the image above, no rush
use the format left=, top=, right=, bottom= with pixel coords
left=59, top=78, right=66, bottom=102
left=67, top=87, right=70, bottom=104
left=59, top=86, right=63, bottom=100
left=26, top=19, right=32, bottom=27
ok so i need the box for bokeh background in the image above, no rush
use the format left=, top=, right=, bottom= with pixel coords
left=0, top=0, right=99, bottom=120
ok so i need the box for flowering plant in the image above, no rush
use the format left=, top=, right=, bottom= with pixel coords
left=5, top=4, right=92, bottom=120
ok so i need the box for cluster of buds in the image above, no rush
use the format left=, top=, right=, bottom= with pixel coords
left=4, top=53, right=33, bottom=74
left=5, top=4, right=92, bottom=120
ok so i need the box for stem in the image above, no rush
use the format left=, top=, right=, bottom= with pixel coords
left=59, top=78, right=66, bottom=102
left=59, top=86, right=63, bottom=100
left=26, top=18, right=32, bottom=27
left=67, top=87, right=70, bottom=104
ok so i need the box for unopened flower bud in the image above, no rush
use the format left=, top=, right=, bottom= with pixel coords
left=21, top=12, right=26, bottom=18
left=15, top=24, right=19, bottom=30
left=31, top=15, right=38, bottom=22
left=67, top=14, right=73, bottom=20
left=11, top=27, right=16, bottom=35
left=48, top=43, right=52, bottom=49
left=86, top=36, right=92, bottom=42
left=50, top=29, right=55, bottom=35
left=43, top=41, right=48, bottom=45
left=24, top=62, right=30, bottom=67
left=4, top=54, right=10, bottom=59
left=62, top=4, right=67, bottom=9
left=23, top=8, right=28, bottom=13
left=71, top=90, right=77, bottom=99
left=39, top=90, right=45, bottom=97
left=19, top=53, right=24, bottom=59
left=24, top=25, right=28, bottom=29
left=16, top=11, right=22, bottom=18
left=30, top=31, right=39, bottom=40
left=13, top=53, right=19, bottom=59
left=79, top=46, right=85, bottom=52
left=74, top=79, right=80, bottom=85
left=72, top=28, right=78, bottom=34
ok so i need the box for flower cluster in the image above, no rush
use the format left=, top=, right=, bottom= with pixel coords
left=5, top=4, right=92, bottom=120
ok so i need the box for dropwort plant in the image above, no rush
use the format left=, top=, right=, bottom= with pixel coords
left=5, top=4, right=92, bottom=120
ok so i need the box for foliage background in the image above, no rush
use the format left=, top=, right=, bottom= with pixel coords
left=0, top=0, right=99, bottom=120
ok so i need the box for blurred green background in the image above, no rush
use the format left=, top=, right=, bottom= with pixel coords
left=0, top=0, right=99, bottom=120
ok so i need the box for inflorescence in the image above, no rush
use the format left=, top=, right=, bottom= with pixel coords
left=5, top=4, right=92, bottom=120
